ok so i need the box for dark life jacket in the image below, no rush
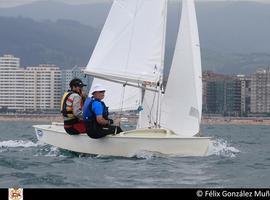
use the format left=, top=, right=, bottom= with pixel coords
left=61, top=91, right=74, bottom=118
left=61, top=91, right=84, bottom=119
left=83, top=97, right=109, bottom=122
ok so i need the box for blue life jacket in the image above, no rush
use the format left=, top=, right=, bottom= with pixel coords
left=83, top=97, right=109, bottom=122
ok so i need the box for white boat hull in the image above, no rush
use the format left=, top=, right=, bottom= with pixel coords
left=33, top=123, right=210, bottom=157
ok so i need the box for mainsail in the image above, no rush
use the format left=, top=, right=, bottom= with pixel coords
left=85, top=0, right=167, bottom=86
left=85, top=0, right=167, bottom=112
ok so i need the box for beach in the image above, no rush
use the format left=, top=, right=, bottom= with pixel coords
left=202, top=117, right=270, bottom=125
left=0, top=114, right=63, bottom=122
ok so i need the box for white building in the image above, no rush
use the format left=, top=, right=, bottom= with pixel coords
left=25, top=65, right=61, bottom=111
left=0, top=54, right=20, bottom=69
left=251, top=68, right=270, bottom=113
left=0, top=55, right=61, bottom=112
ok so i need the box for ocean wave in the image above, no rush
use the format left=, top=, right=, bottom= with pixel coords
left=43, top=146, right=64, bottom=157
left=94, top=150, right=159, bottom=160
left=207, top=138, right=240, bottom=157
left=131, top=150, right=156, bottom=159
left=0, top=140, right=40, bottom=148
left=0, top=138, right=239, bottom=159
left=34, top=145, right=68, bottom=158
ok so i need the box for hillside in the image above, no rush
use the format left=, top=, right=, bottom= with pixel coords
left=0, top=17, right=99, bottom=68
left=1, top=1, right=270, bottom=74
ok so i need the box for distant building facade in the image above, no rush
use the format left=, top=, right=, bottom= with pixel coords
left=0, top=54, right=61, bottom=112
left=0, top=54, right=20, bottom=69
left=202, top=69, right=270, bottom=116
left=24, top=65, right=61, bottom=112
left=238, top=75, right=251, bottom=116
left=203, top=71, right=242, bottom=116
left=251, top=68, right=270, bottom=113
left=61, top=65, right=92, bottom=95
left=0, top=55, right=23, bottom=112
left=3, top=54, right=270, bottom=116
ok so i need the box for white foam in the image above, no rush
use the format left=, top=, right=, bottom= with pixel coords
left=33, top=145, right=67, bottom=157
left=131, top=150, right=167, bottom=159
left=207, top=138, right=240, bottom=157
left=95, top=150, right=157, bottom=159
left=44, top=146, right=63, bottom=157
left=0, top=140, right=39, bottom=148
left=133, top=151, right=155, bottom=159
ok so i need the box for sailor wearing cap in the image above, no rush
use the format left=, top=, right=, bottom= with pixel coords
left=61, top=78, right=87, bottom=135
left=83, top=83, right=122, bottom=138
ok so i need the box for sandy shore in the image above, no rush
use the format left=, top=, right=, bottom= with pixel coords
left=1, top=115, right=270, bottom=125
left=202, top=117, right=270, bottom=125
left=0, top=115, right=63, bottom=122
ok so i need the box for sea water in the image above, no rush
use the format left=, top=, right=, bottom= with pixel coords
left=0, top=121, right=269, bottom=188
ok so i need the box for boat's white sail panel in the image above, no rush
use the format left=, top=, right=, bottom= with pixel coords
left=137, top=89, right=158, bottom=128
left=160, top=0, right=202, bottom=137
left=85, top=0, right=167, bottom=85
left=90, top=78, right=141, bottom=112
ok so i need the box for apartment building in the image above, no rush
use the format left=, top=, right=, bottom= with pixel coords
left=0, top=55, right=61, bottom=112
left=25, top=65, right=61, bottom=111
left=238, top=75, right=251, bottom=115
left=203, top=71, right=242, bottom=116
left=251, top=68, right=270, bottom=113
left=0, top=55, right=23, bottom=111
left=3, top=53, right=269, bottom=115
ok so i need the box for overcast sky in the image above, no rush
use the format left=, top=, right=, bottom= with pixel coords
left=0, top=0, right=269, bottom=8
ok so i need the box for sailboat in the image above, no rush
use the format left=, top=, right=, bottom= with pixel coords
left=33, top=0, right=211, bottom=157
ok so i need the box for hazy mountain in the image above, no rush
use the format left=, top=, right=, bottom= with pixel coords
left=0, top=17, right=99, bottom=68
left=1, top=1, right=270, bottom=74
left=0, top=1, right=112, bottom=28
left=0, top=1, right=111, bottom=28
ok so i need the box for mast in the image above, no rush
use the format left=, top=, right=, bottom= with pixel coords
left=156, top=80, right=162, bottom=128
left=156, top=0, right=168, bottom=128
left=137, top=87, right=145, bottom=129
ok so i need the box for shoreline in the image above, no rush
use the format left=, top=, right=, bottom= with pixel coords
left=0, top=115, right=63, bottom=122
left=202, top=117, right=270, bottom=125
left=0, top=115, right=270, bottom=125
